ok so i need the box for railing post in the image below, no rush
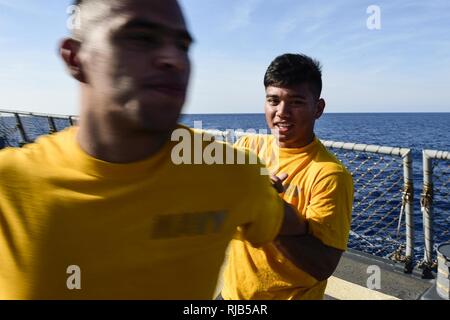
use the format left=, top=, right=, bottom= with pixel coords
left=421, top=150, right=434, bottom=279
left=48, top=116, right=57, bottom=133
left=403, top=150, right=414, bottom=273
left=224, top=130, right=234, bottom=145
left=13, top=113, right=29, bottom=145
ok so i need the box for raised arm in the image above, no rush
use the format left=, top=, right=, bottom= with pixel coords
left=270, top=172, right=351, bottom=281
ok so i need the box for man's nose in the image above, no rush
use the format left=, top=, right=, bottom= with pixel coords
left=276, top=102, right=290, bottom=117
left=154, top=45, right=189, bottom=72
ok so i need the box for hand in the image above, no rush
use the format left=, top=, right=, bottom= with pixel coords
left=270, top=172, right=288, bottom=193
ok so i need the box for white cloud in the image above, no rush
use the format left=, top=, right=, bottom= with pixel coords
left=276, top=16, right=299, bottom=40
left=274, top=1, right=340, bottom=39
left=226, top=0, right=262, bottom=31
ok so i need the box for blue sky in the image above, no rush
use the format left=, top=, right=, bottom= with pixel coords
left=0, top=0, right=449, bottom=115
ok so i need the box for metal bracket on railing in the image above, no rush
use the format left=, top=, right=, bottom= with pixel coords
left=420, top=185, right=433, bottom=208
left=397, top=182, right=413, bottom=238
left=390, top=244, right=405, bottom=262
left=389, top=245, right=412, bottom=274
left=403, top=255, right=413, bottom=274
left=417, top=259, right=436, bottom=279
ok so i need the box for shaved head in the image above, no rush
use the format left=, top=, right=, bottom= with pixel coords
left=70, top=0, right=185, bottom=43
left=70, top=0, right=111, bottom=41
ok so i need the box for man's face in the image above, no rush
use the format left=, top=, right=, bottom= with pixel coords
left=77, top=0, right=192, bottom=133
left=264, top=83, right=324, bottom=148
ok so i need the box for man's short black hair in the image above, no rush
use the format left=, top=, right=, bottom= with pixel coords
left=264, top=53, right=322, bottom=99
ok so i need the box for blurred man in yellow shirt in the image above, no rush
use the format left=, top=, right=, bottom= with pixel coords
left=221, top=53, right=354, bottom=300
left=0, top=1, right=305, bottom=299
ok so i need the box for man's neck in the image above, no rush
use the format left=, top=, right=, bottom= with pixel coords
left=278, top=132, right=315, bottom=149
left=76, top=108, right=170, bottom=164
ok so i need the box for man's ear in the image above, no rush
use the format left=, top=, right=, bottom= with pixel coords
left=315, top=98, right=325, bottom=119
left=59, top=38, right=86, bottom=83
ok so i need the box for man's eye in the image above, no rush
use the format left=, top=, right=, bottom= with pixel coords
left=126, top=34, right=161, bottom=46
left=177, top=41, right=191, bottom=52
left=291, top=100, right=304, bottom=106
left=267, top=99, right=279, bottom=106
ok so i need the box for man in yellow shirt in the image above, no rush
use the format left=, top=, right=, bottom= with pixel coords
left=0, top=1, right=305, bottom=299
left=221, top=54, right=354, bottom=300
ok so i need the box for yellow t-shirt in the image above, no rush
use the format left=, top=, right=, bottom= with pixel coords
left=222, top=134, right=354, bottom=300
left=0, top=126, right=283, bottom=299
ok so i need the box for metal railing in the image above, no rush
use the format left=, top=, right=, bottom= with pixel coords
left=0, top=109, right=77, bottom=147
left=321, top=141, right=415, bottom=272
left=420, top=149, right=450, bottom=278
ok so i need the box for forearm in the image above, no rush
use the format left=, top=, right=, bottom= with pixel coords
left=273, top=197, right=342, bottom=281
left=274, top=233, right=342, bottom=281
left=278, top=201, right=308, bottom=236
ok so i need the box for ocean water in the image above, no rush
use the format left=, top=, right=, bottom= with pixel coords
left=1, top=112, right=449, bottom=263
left=180, top=113, right=450, bottom=151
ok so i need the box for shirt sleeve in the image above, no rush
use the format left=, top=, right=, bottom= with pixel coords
left=306, top=171, right=354, bottom=250
left=234, top=171, right=284, bottom=247
left=232, top=137, right=284, bottom=247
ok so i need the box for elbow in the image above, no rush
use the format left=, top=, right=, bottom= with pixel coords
left=310, top=258, right=341, bottom=281
left=312, top=268, right=334, bottom=282
left=274, top=240, right=333, bottom=281
left=273, top=236, right=343, bottom=282
left=299, top=263, right=337, bottom=281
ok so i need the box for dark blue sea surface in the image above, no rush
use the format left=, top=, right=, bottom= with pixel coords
left=1, top=112, right=449, bottom=263
left=180, top=113, right=449, bottom=151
